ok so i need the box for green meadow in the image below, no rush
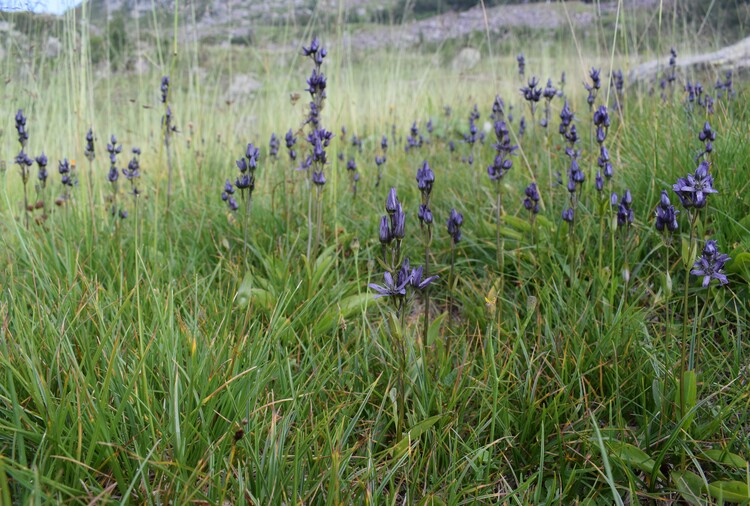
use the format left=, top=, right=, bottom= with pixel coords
left=1, top=1, right=750, bottom=503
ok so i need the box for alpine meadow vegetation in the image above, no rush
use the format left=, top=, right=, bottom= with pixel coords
left=1, top=1, right=750, bottom=503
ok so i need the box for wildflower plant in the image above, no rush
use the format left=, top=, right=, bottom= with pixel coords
left=84, top=128, right=97, bottom=228
left=416, top=161, right=435, bottom=346
left=301, top=36, right=332, bottom=258
left=161, top=76, right=178, bottom=210
left=369, top=187, right=436, bottom=441
left=56, top=158, right=76, bottom=207
left=15, top=110, right=33, bottom=228
left=446, top=208, right=463, bottom=325
left=106, top=135, right=125, bottom=220
left=235, top=143, right=260, bottom=256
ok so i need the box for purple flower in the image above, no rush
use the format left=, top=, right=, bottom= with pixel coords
left=516, top=53, right=526, bottom=76
left=85, top=128, right=95, bottom=161
left=36, top=153, right=48, bottom=184
left=369, top=271, right=408, bottom=299
left=15, top=109, right=28, bottom=147
left=160, top=76, right=169, bottom=103
left=391, top=203, right=405, bottom=239
left=418, top=204, right=433, bottom=225
left=379, top=215, right=392, bottom=244
left=562, top=207, right=574, bottom=223
left=520, top=76, right=542, bottom=103
left=269, top=133, right=280, bottom=158
left=385, top=187, right=398, bottom=214
left=447, top=208, right=463, bottom=243
left=409, top=265, right=438, bottom=291
left=312, top=170, right=326, bottom=186
left=416, top=160, right=435, bottom=195
left=690, top=240, right=730, bottom=287
left=673, top=160, right=717, bottom=209
left=543, top=78, right=557, bottom=100
left=655, top=190, right=679, bottom=232
left=523, top=182, right=540, bottom=214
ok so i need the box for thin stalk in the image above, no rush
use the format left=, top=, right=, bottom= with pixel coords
left=447, top=241, right=456, bottom=330
left=165, top=127, right=173, bottom=212
left=306, top=178, right=313, bottom=259
left=421, top=225, right=431, bottom=352
left=22, top=178, right=29, bottom=229
left=243, top=189, right=252, bottom=263
left=314, top=186, right=323, bottom=258
left=87, top=159, right=96, bottom=236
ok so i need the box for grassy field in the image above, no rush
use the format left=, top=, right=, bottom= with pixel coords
left=1, top=1, right=750, bottom=504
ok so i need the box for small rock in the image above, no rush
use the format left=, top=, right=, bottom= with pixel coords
left=45, top=36, right=61, bottom=59
left=227, top=73, right=262, bottom=102
left=451, top=47, right=481, bottom=73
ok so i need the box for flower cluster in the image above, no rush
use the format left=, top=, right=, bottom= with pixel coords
left=520, top=76, right=542, bottom=119
left=58, top=158, right=76, bottom=194
left=302, top=37, right=331, bottom=188
left=690, top=240, right=730, bottom=288
left=715, top=70, right=733, bottom=99
left=612, top=189, right=634, bottom=229
left=540, top=78, right=557, bottom=128
left=85, top=128, right=95, bottom=162
left=406, top=121, right=423, bottom=152
left=594, top=105, right=613, bottom=186
left=516, top=53, right=525, bottom=78
left=673, top=160, right=717, bottom=209
left=235, top=143, right=259, bottom=194
left=346, top=157, right=360, bottom=197
left=269, top=133, right=280, bottom=159
left=524, top=182, right=540, bottom=215
left=123, top=147, right=142, bottom=198
left=655, top=190, right=678, bottom=233
left=416, top=160, right=435, bottom=228
left=36, top=152, right=48, bottom=189
left=491, top=95, right=506, bottom=122
left=487, top=121, right=516, bottom=182
left=16, top=109, right=29, bottom=147
left=371, top=188, right=436, bottom=299
left=696, top=121, right=715, bottom=160
left=447, top=208, right=463, bottom=244
left=584, top=67, right=601, bottom=109
left=285, top=129, right=297, bottom=161
left=106, top=135, right=126, bottom=218
left=160, top=76, right=169, bottom=103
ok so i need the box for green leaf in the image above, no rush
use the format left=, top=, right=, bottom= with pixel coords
left=702, top=449, right=749, bottom=470
left=682, top=237, right=697, bottom=269
left=727, top=252, right=750, bottom=281
left=671, top=471, right=705, bottom=504
left=707, top=480, right=750, bottom=503
left=390, top=414, right=442, bottom=460
left=676, top=370, right=697, bottom=430
left=426, top=312, right=447, bottom=347
left=607, top=441, right=664, bottom=480
left=503, top=215, right=531, bottom=234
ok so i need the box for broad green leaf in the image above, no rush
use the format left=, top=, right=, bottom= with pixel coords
left=671, top=471, right=705, bottom=504
left=427, top=312, right=447, bottom=346
left=676, top=370, right=697, bottom=430
left=607, top=441, right=664, bottom=479
left=390, top=415, right=442, bottom=460
left=707, top=480, right=750, bottom=503
left=703, top=449, right=749, bottom=470
left=727, top=252, right=750, bottom=281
